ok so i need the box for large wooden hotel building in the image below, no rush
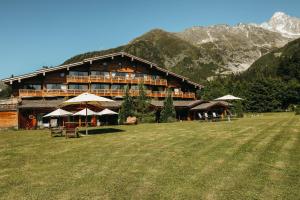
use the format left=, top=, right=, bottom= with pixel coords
left=0, top=52, right=228, bottom=129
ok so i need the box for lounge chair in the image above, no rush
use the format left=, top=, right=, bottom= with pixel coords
left=198, top=113, right=203, bottom=120
left=204, top=112, right=209, bottom=120
left=124, top=116, right=137, bottom=125
left=212, top=112, right=218, bottom=121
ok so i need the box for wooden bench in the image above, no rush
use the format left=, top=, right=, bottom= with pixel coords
left=50, top=127, right=64, bottom=137
left=65, top=123, right=79, bottom=138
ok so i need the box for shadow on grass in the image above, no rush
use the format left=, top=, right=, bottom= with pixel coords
left=78, top=128, right=125, bottom=135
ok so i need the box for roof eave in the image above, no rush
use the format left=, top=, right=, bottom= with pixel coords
left=1, top=51, right=203, bottom=88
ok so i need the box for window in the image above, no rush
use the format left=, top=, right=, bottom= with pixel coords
left=91, top=84, right=110, bottom=90
left=68, top=84, right=88, bottom=90
left=115, top=72, right=128, bottom=77
left=24, top=84, right=41, bottom=90
left=91, top=71, right=110, bottom=77
left=135, top=73, right=144, bottom=78
left=60, top=72, right=65, bottom=77
left=46, top=84, right=65, bottom=90
left=152, top=75, right=160, bottom=80
left=90, top=71, right=100, bottom=76
left=131, top=85, right=139, bottom=90
left=111, top=84, right=125, bottom=90
left=174, top=88, right=181, bottom=94
left=69, top=71, right=88, bottom=76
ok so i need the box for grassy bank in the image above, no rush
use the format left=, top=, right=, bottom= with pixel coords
left=0, top=113, right=299, bottom=199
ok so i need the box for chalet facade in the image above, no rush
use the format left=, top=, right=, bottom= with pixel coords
left=0, top=52, right=228, bottom=129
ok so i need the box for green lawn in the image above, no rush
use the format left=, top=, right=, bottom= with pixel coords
left=0, top=113, right=299, bottom=200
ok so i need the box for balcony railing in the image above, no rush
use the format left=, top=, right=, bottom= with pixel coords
left=19, top=89, right=195, bottom=99
left=66, top=75, right=167, bottom=86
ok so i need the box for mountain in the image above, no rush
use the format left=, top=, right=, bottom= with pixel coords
left=175, top=23, right=289, bottom=73
left=64, top=12, right=300, bottom=83
left=244, top=37, right=300, bottom=81
left=261, top=12, right=300, bottom=38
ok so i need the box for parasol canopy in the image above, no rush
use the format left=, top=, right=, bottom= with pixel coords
left=214, top=94, right=243, bottom=101
left=73, top=108, right=97, bottom=116
left=43, top=108, right=73, bottom=117
left=97, top=108, right=118, bottom=116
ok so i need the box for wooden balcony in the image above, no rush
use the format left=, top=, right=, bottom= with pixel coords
left=19, top=89, right=195, bottom=99
left=66, top=75, right=90, bottom=83
left=67, top=75, right=167, bottom=86
left=19, top=89, right=43, bottom=97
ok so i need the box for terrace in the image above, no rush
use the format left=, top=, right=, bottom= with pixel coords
left=66, top=75, right=168, bottom=86
left=18, top=89, right=196, bottom=99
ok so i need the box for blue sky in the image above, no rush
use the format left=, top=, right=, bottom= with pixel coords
left=0, top=0, right=299, bottom=79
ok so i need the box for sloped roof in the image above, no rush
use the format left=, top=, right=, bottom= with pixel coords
left=150, top=100, right=204, bottom=108
left=190, top=101, right=230, bottom=111
left=1, top=52, right=203, bottom=88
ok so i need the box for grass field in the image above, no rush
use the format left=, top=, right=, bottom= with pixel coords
left=0, top=113, right=299, bottom=200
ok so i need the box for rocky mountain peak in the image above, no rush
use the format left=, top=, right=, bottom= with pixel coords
left=261, top=11, right=300, bottom=38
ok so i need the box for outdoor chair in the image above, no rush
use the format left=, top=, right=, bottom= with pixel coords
left=65, top=123, right=79, bottom=138
left=198, top=113, right=203, bottom=120
left=124, top=116, right=137, bottom=125
left=204, top=112, right=209, bottom=120
left=50, top=127, right=64, bottom=137
left=212, top=112, right=218, bottom=121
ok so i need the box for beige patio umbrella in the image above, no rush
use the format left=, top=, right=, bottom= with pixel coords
left=43, top=108, right=73, bottom=127
left=61, top=92, right=114, bottom=135
left=214, top=94, right=243, bottom=101
left=214, top=94, right=243, bottom=121
left=97, top=108, right=118, bottom=116
left=73, top=108, right=97, bottom=116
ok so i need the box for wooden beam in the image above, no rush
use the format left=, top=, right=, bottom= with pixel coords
left=111, top=56, right=114, bottom=60
left=18, top=78, right=21, bottom=83
left=89, top=60, right=92, bottom=65
left=10, top=80, right=12, bottom=85
left=131, top=57, right=134, bottom=61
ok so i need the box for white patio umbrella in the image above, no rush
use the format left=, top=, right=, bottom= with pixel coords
left=97, top=108, right=118, bottom=116
left=73, top=108, right=97, bottom=116
left=43, top=108, right=73, bottom=127
left=43, top=108, right=73, bottom=117
left=61, top=92, right=114, bottom=135
left=97, top=109, right=118, bottom=126
left=214, top=94, right=243, bottom=101
left=214, top=94, right=243, bottom=122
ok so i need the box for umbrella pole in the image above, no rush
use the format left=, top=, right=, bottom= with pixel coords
left=85, top=102, right=88, bottom=135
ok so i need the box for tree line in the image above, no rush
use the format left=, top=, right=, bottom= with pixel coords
left=118, top=83, right=176, bottom=124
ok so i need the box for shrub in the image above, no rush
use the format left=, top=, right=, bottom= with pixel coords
left=295, top=105, right=300, bottom=115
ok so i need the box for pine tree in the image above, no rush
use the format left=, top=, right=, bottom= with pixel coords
left=135, top=83, right=151, bottom=122
left=160, top=90, right=176, bottom=122
left=119, top=85, right=134, bottom=124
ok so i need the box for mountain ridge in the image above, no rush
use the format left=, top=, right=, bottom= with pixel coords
left=64, top=12, right=300, bottom=83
